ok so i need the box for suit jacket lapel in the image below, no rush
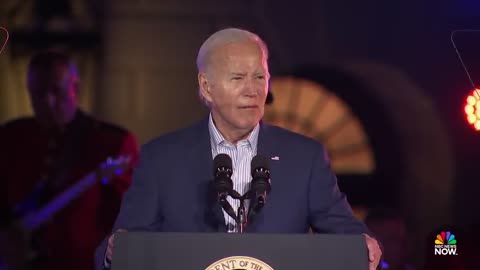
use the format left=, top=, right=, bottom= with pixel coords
left=190, top=117, right=227, bottom=232
left=257, top=121, right=277, bottom=162
left=247, top=121, right=279, bottom=232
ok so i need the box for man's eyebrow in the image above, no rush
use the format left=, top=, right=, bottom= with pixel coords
left=229, top=72, right=247, bottom=76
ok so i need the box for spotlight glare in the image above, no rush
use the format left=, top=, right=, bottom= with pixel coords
left=464, top=89, right=480, bottom=132
left=465, top=105, right=474, bottom=115
left=474, top=89, right=480, bottom=99
left=467, top=96, right=477, bottom=105
left=467, top=114, right=477, bottom=124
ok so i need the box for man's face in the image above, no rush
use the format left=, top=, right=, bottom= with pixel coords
left=199, top=40, right=269, bottom=137
left=27, top=64, right=78, bottom=129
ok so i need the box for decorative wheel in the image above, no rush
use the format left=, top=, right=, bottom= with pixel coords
left=265, top=77, right=375, bottom=175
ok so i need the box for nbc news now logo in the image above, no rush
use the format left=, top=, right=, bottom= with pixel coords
left=434, top=231, right=458, bottom=256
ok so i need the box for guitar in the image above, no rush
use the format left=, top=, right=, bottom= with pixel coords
left=19, top=155, right=131, bottom=231
left=0, top=155, right=131, bottom=269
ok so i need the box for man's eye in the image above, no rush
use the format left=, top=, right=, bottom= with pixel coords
left=232, top=77, right=242, bottom=80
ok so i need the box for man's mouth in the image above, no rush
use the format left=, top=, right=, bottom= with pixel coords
left=239, top=105, right=258, bottom=109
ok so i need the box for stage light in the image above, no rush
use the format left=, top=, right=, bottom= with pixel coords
left=465, top=89, right=480, bottom=131
left=475, top=121, right=480, bottom=131
left=467, top=114, right=476, bottom=124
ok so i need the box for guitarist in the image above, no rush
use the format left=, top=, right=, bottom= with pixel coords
left=0, top=50, right=138, bottom=270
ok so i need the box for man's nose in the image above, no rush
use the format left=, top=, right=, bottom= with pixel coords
left=244, top=78, right=258, bottom=97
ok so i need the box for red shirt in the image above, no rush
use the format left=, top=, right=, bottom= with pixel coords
left=0, top=111, right=138, bottom=270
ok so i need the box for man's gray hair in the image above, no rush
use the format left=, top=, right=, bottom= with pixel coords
left=196, top=28, right=269, bottom=73
left=196, top=28, right=269, bottom=107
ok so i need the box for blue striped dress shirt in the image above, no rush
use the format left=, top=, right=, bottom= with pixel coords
left=208, top=114, right=259, bottom=232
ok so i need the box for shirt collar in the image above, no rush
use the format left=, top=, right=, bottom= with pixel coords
left=208, top=113, right=259, bottom=152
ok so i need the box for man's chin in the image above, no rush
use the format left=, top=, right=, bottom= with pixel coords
left=237, top=118, right=261, bottom=130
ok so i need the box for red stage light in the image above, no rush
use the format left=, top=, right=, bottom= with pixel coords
left=465, top=89, right=480, bottom=131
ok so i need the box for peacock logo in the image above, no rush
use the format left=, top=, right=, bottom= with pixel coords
left=434, top=231, right=458, bottom=255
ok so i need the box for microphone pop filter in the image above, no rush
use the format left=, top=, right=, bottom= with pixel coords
left=251, top=155, right=270, bottom=176
left=213, top=153, right=232, bottom=175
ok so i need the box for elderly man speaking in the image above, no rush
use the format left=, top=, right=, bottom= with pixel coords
left=96, top=27, right=382, bottom=270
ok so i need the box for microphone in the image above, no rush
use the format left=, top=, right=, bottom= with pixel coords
left=213, top=153, right=237, bottom=222
left=250, top=155, right=271, bottom=212
left=213, top=153, right=233, bottom=202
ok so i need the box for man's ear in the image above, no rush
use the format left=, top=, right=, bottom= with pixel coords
left=198, top=72, right=213, bottom=103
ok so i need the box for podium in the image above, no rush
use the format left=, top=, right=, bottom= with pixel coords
left=112, top=232, right=369, bottom=270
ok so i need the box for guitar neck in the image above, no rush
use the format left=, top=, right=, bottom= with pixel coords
left=20, top=171, right=98, bottom=231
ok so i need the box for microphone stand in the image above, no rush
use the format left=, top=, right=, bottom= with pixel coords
left=218, top=196, right=237, bottom=224
left=218, top=190, right=253, bottom=233
left=229, top=190, right=248, bottom=234
left=237, top=197, right=247, bottom=233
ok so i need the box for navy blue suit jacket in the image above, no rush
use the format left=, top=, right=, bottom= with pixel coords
left=95, top=117, right=368, bottom=268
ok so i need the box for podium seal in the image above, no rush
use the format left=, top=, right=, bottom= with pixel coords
left=206, top=256, right=273, bottom=270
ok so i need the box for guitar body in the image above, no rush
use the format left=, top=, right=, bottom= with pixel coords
left=0, top=157, right=130, bottom=270
left=1, top=113, right=137, bottom=270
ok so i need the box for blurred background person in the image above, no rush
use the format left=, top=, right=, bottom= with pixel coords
left=0, top=50, right=138, bottom=270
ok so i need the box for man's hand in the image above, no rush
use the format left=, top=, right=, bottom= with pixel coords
left=363, top=234, right=382, bottom=270
left=106, top=229, right=127, bottom=262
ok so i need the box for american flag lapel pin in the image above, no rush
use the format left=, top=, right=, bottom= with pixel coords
left=271, top=156, right=279, bottom=161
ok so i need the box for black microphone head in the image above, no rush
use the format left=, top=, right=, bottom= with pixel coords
left=213, top=153, right=232, bottom=176
left=213, top=153, right=233, bottom=195
left=251, top=155, right=271, bottom=195
left=251, top=155, right=270, bottom=176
